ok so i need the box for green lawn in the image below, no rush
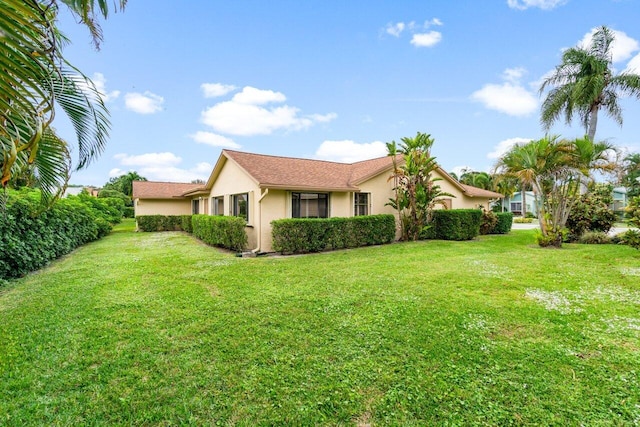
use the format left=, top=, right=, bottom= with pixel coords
left=1, top=219, right=639, bottom=425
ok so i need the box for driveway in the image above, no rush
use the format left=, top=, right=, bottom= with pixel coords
left=510, top=221, right=633, bottom=235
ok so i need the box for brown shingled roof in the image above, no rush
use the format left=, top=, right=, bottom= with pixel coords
left=132, top=181, right=203, bottom=199
left=460, top=184, right=504, bottom=199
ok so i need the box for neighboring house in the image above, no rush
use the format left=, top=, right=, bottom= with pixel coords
left=64, top=186, right=100, bottom=197
left=133, top=181, right=203, bottom=216
left=501, top=191, right=538, bottom=217
left=612, top=187, right=627, bottom=211
left=133, top=150, right=504, bottom=252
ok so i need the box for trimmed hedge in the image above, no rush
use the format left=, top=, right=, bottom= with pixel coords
left=428, top=209, right=482, bottom=241
left=191, top=215, right=247, bottom=251
left=492, top=212, right=513, bottom=234
left=136, top=215, right=192, bottom=232
left=1, top=189, right=116, bottom=280
left=271, top=214, right=396, bottom=254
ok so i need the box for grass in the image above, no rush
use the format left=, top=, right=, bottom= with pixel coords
left=1, top=219, right=639, bottom=425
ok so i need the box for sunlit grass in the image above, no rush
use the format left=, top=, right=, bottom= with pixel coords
left=1, top=219, right=639, bottom=425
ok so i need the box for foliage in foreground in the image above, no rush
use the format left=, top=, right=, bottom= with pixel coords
left=566, top=184, right=617, bottom=241
left=191, top=214, right=248, bottom=252
left=1, top=225, right=639, bottom=425
left=0, top=189, right=120, bottom=279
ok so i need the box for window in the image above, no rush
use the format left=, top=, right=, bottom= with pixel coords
left=354, top=193, right=369, bottom=216
left=212, top=196, right=224, bottom=216
left=191, top=199, right=199, bottom=214
left=510, top=202, right=522, bottom=213
left=292, top=192, right=328, bottom=218
left=232, top=193, right=249, bottom=221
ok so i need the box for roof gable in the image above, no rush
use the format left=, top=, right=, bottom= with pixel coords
left=132, top=181, right=202, bottom=199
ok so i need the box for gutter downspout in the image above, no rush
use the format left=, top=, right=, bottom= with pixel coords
left=252, top=188, right=269, bottom=253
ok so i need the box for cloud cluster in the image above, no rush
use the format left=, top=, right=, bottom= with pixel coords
left=197, top=85, right=337, bottom=137
left=507, top=0, right=567, bottom=10
left=487, top=137, right=533, bottom=159
left=315, top=140, right=388, bottom=163
left=112, top=152, right=212, bottom=182
left=124, top=91, right=164, bottom=114
left=470, top=67, right=538, bottom=117
left=384, top=18, right=443, bottom=48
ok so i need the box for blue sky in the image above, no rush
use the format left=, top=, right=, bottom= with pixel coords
left=55, top=0, right=640, bottom=186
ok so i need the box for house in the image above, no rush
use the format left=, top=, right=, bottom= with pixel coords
left=612, top=187, right=627, bottom=211
left=132, top=181, right=203, bottom=216
left=501, top=191, right=538, bottom=217
left=133, top=150, right=504, bottom=252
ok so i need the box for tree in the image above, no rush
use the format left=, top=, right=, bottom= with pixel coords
left=387, top=132, right=454, bottom=241
left=459, top=171, right=493, bottom=190
left=1, top=0, right=126, bottom=202
left=622, top=152, right=640, bottom=198
left=540, top=26, right=640, bottom=142
left=495, top=135, right=616, bottom=247
left=492, top=174, right=519, bottom=212
left=103, top=171, right=146, bottom=197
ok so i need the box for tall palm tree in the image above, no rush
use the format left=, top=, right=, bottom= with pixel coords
left=1, top=0, right=126, bottom=201
left=540, top=26, right=640, bottom=142
left=623, top=152, right=640, bottom=198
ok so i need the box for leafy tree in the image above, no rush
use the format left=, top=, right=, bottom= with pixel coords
left=540, top=26, right=640, bottom=142
left=459, top=171, right=492, bottom=190
left=102, top=171, right=146, bottom=197
left=387, top=132, right=454, bottom=241
left=492, top=174, right=519, bottom=212
left=566, top=183, right=616, bottom=240
left=496, top=135, right=616, bottom=247
left=622, top=152, right=640, bottom=198
left=1, top=0, right=126, bottom=202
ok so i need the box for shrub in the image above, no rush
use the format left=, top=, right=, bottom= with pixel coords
left=479, top=209, right=498, bottom=235
left=493, top=212, right=513, bottom=234
left=535, top=229, right=564, bottom=248
left=123, top=207, right=135, bottom=218
left=136, top=215, right=185, bottom=232
left=191, top=215, right=247, bottom=251
left=0, top=189, right=113, bottom=280
left=513, top=217, right=534, bottom=223
left=566, top=185, right=616, bottom=241
left=627, top=196, right=640, bottom=229
left=428, top=209, right=482, bottom=241
left=271, top=215, right=396, bottom=254
left=578, top=231, right=611, bottom=244
left=617, top=229, right=640, bottom=250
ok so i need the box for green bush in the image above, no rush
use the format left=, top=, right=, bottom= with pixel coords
left=0, top=189, right=113, bottom=280
left=136, top=215, right=186, bottom=232
left=123, top=207, right=135, bottom=218
left=566, top=186, right=616, bottom=241
left=479, top=209, right=498, bottom=235
left=191, top=215, right=247, bottom=251
left=493, top=212, right=513, bottom=234
left=271, top=215, right=396, bottom=254
left=578, top=231, right=611, bottom=244
left=428, top=209, right=482, bottom=241
left=513, top=217, right=534, bottom=223
left=617, top=229, right=640, bottom=250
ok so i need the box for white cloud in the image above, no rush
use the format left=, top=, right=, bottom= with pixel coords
left=109, top=168, right=125, bottom=178
left=625, top=53, right=640, bottom=73
left=487, top=137, right=533, bottom=159
left=426, top=18, right=443, bottom=27
left=201, top=83, right=237, bottom=98
left=113, top=152, right=212, bottom=182
left=200, top=86, right=337, bottom=136
left=386, top=22, right=405, bottom=37
left=471, top=68, right=538, bottom=117
left=124, top=91, right=164, bottom=114
left=578, top=28, right=640, bottom=63
left=231, top=86, right=286, bottom=105
left=471, top=83, right=538, bottom=116
left=410, top=31, right=442, bottom=48
left=189, top=131, right=241, bottom=148
left=114, top=152, right=181, bottom=167
left=315, top=140, right=388, bottom=163
left=92, top=72, right=120, bottom=102
left=507, top=0, right=567, bottom=10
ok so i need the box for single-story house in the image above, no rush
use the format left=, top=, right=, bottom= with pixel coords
left=501, top=191, right=538, bottom=217
left=133, top=150, right=503, bottom=252
left=612, top=187, right=627, bottom=211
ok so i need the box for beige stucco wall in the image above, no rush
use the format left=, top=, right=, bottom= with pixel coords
left=134, top=198, right=192, bottom=216
left=357, top=170, right=397, bottom=216
left=431, top=170, right=494, bottom=210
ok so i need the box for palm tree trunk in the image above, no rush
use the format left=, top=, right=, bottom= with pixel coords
left=521, top=184, right=527, bottom=217
left=587, top=106, right=599, bottom=142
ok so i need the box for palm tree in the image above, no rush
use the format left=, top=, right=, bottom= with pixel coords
left=540, top=26, right=640, bottom=142
left=387, top=132, right=454, bottom=241
left=1, top=0, right=126, bottom=201
left=496, top=135, right=617, bottom=247
left=623, top=152, right=640, bottom=198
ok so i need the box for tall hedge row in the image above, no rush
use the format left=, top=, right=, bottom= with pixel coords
left=271, top=214, right=396, bottom=254
left=1, top=190, right=119, bottom=280
left=136, top=215, right=192, bottom=232
left=191, top=215, right=247, bottom=251
left=428, top=209, right=483, bottom=241
left=492, top=212, right=513, bottom=234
